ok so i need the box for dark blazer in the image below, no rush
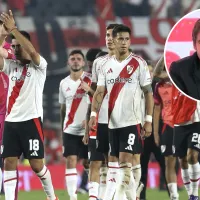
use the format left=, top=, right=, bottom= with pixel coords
left=170, top=52, right=200, bottom=100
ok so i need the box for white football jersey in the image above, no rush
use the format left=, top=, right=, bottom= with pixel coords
left=92, top=54, right=110, bottom=124
left=98, top=53, right=151, bottom=129
left=59, top=72, right=91, bottom=135
left=3, top=56, right=47, bottom=122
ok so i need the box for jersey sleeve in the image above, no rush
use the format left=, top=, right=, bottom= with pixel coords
left=97, top=66, right=106, bottom=86
left=91, top=59, right=98, bottom=83
left=139, top=59, right=152, bottom=87
left=33, top=55, right=47, bottom=72
left=153, top=83, right=162, bottom=105
left=59, top=81, right=65, bottom=104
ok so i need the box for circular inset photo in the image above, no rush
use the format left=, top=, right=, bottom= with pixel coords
left=164, top=9, right=200, bottom=101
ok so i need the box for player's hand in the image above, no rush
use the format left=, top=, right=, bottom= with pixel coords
left=80, top=78, right=90, bottom=93
left=82, top=134, right=89, bottom=145
left=154, top=133, right=160, bottom=147
left=0, top=24, right=8, bottom=37
left=88, top=116, right=97, bottom=131
left=1, top=10, right=16, bottom=32
left=141, top=122, right=152, bottom=139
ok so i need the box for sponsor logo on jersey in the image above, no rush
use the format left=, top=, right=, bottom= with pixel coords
left=107, top=77, right=132, bottom=84
left=107, top=68, right=113, bottom=74
left=11, top=72, right=31, bottom=82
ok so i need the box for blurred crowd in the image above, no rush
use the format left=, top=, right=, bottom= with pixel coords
left=0, top=0, right=199, bottom=18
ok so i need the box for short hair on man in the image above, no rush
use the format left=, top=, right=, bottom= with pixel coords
left=11, top=30, right=31, bottom=41
left=112, top=24, right=131, bottom=38
left=192, top=19, right=200, bottom=44
left=69, top=49, right=85, bottom=59
left=86, top=48, right=102, bottom=62
left=96, top=51, right=108, bottom=59
left=106, top=23, right=119, bottom=30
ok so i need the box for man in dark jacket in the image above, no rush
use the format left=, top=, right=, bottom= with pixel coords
left=170, top=19, right=200, bottom=101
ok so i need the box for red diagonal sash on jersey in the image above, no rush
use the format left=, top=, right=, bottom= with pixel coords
left=64, top=75, right=91, bottom=130
left=7, top=66, right=28, bottom=115
left=108, top=58, right=139, bottom=119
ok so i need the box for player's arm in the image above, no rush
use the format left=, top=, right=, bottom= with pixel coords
left=142, top=84, right=154, bottom=122
left=139, top=60, right=154, bottom=138
left=83, top=103, right=91, bottom=145
left=89, top=85, right=106, bottom=130
left=153, top=104, right=161, bottom=146
left=59, top=81, right=66, bottom=137
left=60, top=104, right=66, bottom=132
left=1, top=10, right=40, bottom=66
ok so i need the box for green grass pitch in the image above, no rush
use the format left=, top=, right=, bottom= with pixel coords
left=0, top=189, right=192, bottom=200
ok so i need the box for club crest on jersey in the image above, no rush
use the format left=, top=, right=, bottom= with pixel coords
left=127, top=65, right=134, bottom=74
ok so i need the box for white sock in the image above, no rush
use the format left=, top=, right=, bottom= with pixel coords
left=65, top=168, right=78, bottom=199
left=167, top=183, right=179, bottom=199
left=188, top=163, right=200, bottom=196
left=132, top=164, right=141, bottom=189
left=113, top=163, right=133, bottom=200
left=4, top=170, right=18, bottom=200
left=37, top=165, right=56, bottom=200
left=181, top=168, right=191, bottom=196
left=98, top=167, right=107, bottom=199
left=89, top=182, right=99, bottom=200
left=125, top=167, right=136, bottom=200
left=0, top=168, right=3, bottom=193
left=103, top=162, right=119, bottom=200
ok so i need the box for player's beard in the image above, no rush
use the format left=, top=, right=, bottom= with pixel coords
left=70, top=65, right=83, bottom=72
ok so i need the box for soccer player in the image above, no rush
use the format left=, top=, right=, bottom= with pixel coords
left=171, top=86, right=200, bottom=200
left=0, top=10, right=58, bottom=200
left=89, top=24, right=154, bottom=200
left=153, top=77, right=179, bottom=200
left=86, top=24, right=121, bottom=200
left=83, top=50, right=108, bottom=200
left=59, top=50, right=92, bottom=200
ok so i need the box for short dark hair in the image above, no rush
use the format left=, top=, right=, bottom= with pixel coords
left=11, top=30, right=31, bottom=41
left=106, top=24, right=119, bottom=30
left=112, top=25, right=131, bottom=38
left=192, top=19, right=200, bottom=44
left=96, top=51, right=108, bottom=59
left=69, top=49, right=85, bottom=59
left=86, top=48, right=102, bottom=62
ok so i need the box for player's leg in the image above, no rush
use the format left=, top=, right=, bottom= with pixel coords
left=173, top=124, right=193, bottom=199
left=161, top=125, right=179, bottom=199
left=22, top=118, right=57, bottom=200
left=96, top=123, right=118, bottom=200
left=63, top=133, right=80, bottom=200
left=187, top=124, right=200, bottom=199
left=88, top=138, right=104, bottom=200
left=179, top=156, right=191, bottom=197
left=132, top=154, right=141, bottom=189
left=1, top=121, right=21, bottom=200
left=165, top=156, right=179, bottom=199
left=113, top=126, right=139, bottom=200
